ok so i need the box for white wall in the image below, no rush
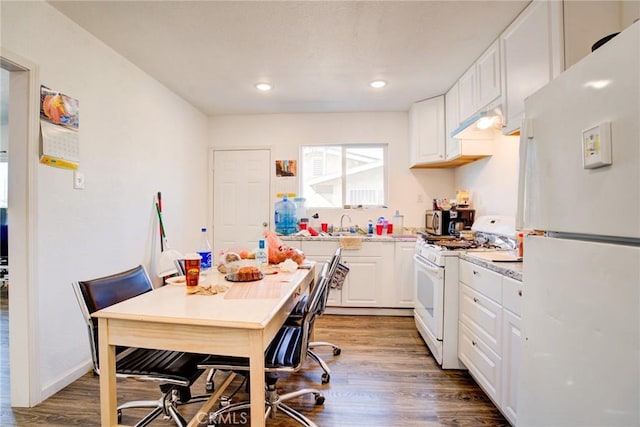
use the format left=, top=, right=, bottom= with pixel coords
left=454, top=134, right=520, bottom=217
left=208, top=112, right=455, bottom=231
left=2, top=1, right=209, bottom=402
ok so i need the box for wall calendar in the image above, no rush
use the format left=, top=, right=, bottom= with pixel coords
left=39, top=86, right=79, bottom=170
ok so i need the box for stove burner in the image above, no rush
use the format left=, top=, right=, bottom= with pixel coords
left=434, top=240, right=475, bottom=249
left=417, top=232, right=505, bottom=251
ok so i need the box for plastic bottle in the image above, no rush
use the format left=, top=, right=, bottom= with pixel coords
left=256, top=238, right=268, bottom=268
left=197, top=227, right=212, bottom=271
left=392, top=210, right=404, bottom=235
left=517, top=232, right=525, bottom=258
left=293, top=197, right=307, bottom=221
left=274, top=194, right=297, bottom=235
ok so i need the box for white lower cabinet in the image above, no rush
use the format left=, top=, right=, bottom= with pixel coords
left=394, top=241, right=416, bottom=307
left=300, top=240, right=396, bottom=308
left=501, top=308, right=521, bottom=425
left=459, top=259, right=522, bottom=426
left=458, top=321, right=501, bottom=403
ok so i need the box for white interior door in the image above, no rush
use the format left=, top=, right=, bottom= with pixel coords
left=212, top=149, right=270, bottom=255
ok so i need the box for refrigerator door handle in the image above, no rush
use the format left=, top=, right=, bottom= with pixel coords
left=516, top=117, right=533, bottom=230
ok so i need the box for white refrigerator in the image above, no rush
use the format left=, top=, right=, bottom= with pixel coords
left=516, top=22, right=640, bottom=426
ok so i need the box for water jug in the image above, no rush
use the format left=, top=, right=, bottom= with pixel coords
left=274, top=194, right=297, bottom=235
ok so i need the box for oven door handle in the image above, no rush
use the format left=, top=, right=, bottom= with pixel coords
left=413, top=254, right=443, bottom=276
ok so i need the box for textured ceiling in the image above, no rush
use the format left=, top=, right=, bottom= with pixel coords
left=48, top=1, right=530, bottom=116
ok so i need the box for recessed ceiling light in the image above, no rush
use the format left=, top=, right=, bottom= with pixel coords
left=255, top=82, right=273, bottom=91
left=369, top=80, right=387, bottom=89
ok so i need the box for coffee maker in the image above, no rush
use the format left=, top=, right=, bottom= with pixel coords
left=447, top=209, right=476, bottom=236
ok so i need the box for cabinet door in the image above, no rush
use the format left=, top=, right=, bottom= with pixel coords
left=458, top=66, right=476, bottom=122
left=444, top=82, right=461, bottom=160
left=501, top=0, right=563, bottom=134
left=300, top=241, right=341, bottom=306
left=341, top=256, right=384, bottom=307
left=409, top=96, right=446, bottom=166
left=394, top=242, right=415, bottom=307
left=476, top=40, right=501, bottom=110
left=501, top=309, right=522, bottom=426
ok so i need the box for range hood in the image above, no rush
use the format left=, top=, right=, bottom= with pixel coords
left=452, top=106, right=503, bottom=140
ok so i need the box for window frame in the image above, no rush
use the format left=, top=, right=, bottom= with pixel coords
left=300, top=143, right=389, bottom=209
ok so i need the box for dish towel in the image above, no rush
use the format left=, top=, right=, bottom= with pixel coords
left=339, top=236, right=363, bottom=250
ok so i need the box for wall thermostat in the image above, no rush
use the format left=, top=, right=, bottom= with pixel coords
left=582, top=122, right=612, bottom=169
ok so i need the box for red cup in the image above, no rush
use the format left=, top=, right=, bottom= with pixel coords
left=300, top=222, right=308, bottom=230
left=321, top=223, right=328, bottom=232
left=184, top=253, right=201, bottom=288
left=387, top=224, right=393, bottom=235
left=376, top=224, right=383, bottom=235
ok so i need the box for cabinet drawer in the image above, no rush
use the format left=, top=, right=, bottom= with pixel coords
left=459, top=260, right=502, bottom=303
left=299, top=241, right=338, bottom=257
left=502, top=276, right=523, bottom=316
left=459, top=283, right=502, bottom=355
left=458, top=321, right=501, bottom=403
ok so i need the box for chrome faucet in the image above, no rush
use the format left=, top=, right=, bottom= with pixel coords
left=340, top=214, right=352, bottom=231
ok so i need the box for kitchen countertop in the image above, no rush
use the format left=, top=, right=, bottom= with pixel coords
left=280, top=234, right=417, bottom=243
left=459, top=252, right=523, bottom=282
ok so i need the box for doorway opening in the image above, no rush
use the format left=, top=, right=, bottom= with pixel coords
left=1, top=52, right=38, bottom=408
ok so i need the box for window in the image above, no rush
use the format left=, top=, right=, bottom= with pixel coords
left=301, top=144, right=387, bottom=208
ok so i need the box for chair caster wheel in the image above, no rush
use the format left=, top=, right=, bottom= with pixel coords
left=333, top=348, right=341, bottom=356
left=321, top=373, right=330, bottom=384
left=315, top=394, right=325, bottom=405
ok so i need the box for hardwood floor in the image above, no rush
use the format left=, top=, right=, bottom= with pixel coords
left=0, top=292, right=507, bottom=426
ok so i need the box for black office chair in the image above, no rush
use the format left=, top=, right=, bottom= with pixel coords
left=72, top=265, right=209, bottom=427
left=289, top=248, right=344, bottom=383
left=199, top=272, right=329, bottom=427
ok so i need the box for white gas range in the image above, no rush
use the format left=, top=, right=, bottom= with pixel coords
left=413, top=215, right=516, bottom=369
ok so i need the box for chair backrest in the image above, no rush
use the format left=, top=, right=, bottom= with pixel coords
left=326, top=247, right=342, bottom=282
left=72, top=265, right=154, bottom=372
left=301, top=273, right=329, bottom=351
left=318, top=247, right=342, bottom=315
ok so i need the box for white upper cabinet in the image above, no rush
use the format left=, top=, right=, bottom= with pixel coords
left=444, top=82, right=460, bottom=159
left=409, top=96, right=445, bottom=167
left=476, top=41, right=501, bottom=111
left=458, top=39, right=501, bottom=123
left=500, top=0, right=564, bottom=135
left=458, top=66, right=476, bottom=123
left=445, top=81, right=493, bottom=165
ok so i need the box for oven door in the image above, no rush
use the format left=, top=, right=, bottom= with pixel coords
left=413, top=253, right=445, bottom=362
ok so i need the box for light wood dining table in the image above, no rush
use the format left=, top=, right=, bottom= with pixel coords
left=92, top=265, right=315, bottom=426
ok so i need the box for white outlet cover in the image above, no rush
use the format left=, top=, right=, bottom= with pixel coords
left=73, top=171, right=85, bottom=189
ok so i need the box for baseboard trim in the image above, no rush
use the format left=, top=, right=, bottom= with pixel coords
left=38, top=360, right=92, bottom=404
left=324, top=307, right=413, bottom=316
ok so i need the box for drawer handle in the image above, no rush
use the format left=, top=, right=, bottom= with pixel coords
left=473, top=297, right=479, bottom=303
left=518, top=290, right=523, bottom=297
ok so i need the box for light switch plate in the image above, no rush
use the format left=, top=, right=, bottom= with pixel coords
left=73, top=171, right=85, bottom=189
left=582, top=122, right=612, bottom=169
